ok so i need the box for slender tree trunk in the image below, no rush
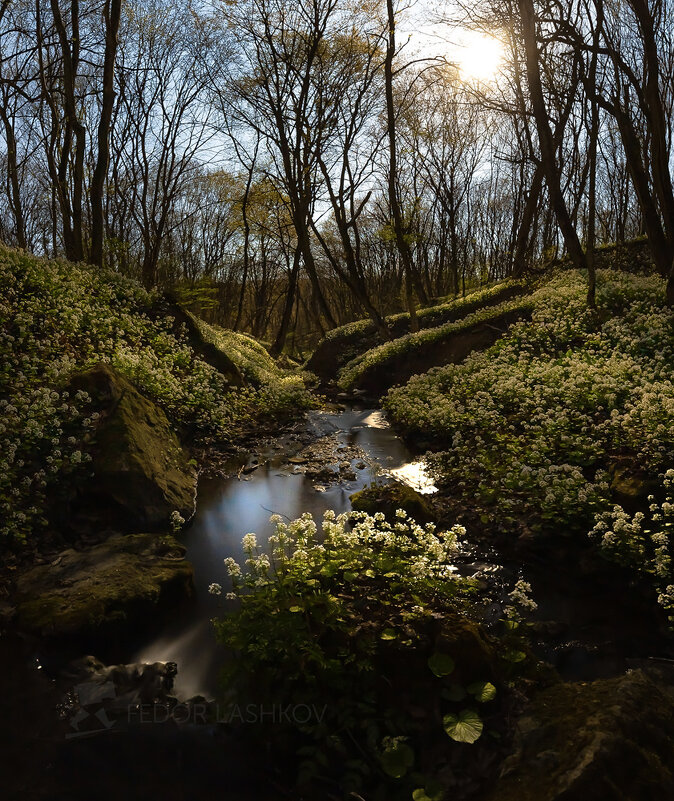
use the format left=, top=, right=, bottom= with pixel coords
left=272, top=249, right=301, bottom=356
left=384, top=0, right=418, bottom=331
left=234, top=172, right=255, bottom=332
left=586, top=95, right=599, bottom=308
left=90, top=0, right=121, bottom=267
left=519, top=0, right=587, bottom=273
left=294, top=213, right=337, bottom=328
left=0, top=106, right=26, bottom=249
left=50, top=0, right=86, bottom=262
left=512, top=162, right=544, bottom=276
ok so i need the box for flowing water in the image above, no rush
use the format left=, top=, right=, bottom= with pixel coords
left=131, top=406, right=436, bottom=698
left=3, top=404, right=673, bottom=800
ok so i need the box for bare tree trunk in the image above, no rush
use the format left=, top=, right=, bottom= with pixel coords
left=585, top=70, right=599, bottom=307
left=519, top=0, right=587, bottom=273
left=384, top=0, right=418, bottom=331
left=90, top=0, right=121, bottom=267
left=512, top=162, right=544, bottom=276
left=271, top=248, right=301, bottom=356
left=234, top=162, right=255, bottom=332
left=0, top=105, right=26, bottom=249
left=50, top=0, right=86, bottom=262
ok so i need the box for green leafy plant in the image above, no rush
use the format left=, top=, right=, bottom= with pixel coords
left=384, top=269, right=673, bottom=539
left=213, top=509, right=500, bottom=797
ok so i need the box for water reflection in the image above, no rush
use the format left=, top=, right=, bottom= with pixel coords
left=390, top=461, right=438, bottom=494
left=132, top=407, right=422, bottom=697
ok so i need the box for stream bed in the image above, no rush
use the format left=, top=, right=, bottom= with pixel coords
left=124, top=403, right=671, bottom=695
left=2, top=404, right=672, bottom=799
left=131, top=406, right=436, bottom=698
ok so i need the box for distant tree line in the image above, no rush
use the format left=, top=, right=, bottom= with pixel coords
left=0, top=0, right=672, bottom=355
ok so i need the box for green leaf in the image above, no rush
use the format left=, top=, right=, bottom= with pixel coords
left=289, top=605, right=302, bottom=613
left=380, top=628, right=398, bottom=640
left=427, top=652, right=455, bottom=677
left=443, top=709, right=483, bottom=744
left=467, top=681, right=497, bottom=703
left=412, top=782, right=444, bottom=801
left=343, top=570, right=358, bottom=582
left=380, top=742, right=414, bottom=778
left=503, top=648, right=527, bottom=663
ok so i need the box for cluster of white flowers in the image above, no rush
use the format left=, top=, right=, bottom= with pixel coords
left=170, top=510, right=185, bottom=532
left=504, top=579, right=538, bottom=621
left=223, top=509, right=465, bottom=597
left=384, top=270, right=673, bottom=534
left=591, top=469, right=674, bottom=618
left=0, top=246, right=313, bottom=541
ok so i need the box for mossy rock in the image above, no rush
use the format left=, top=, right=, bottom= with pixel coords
left=163, top=294, right=245, bottom=386
left=483, top=669, right=674, bottom=801
left=609, top=461, right=658, bottom=509
left=15, top=533, right=194, bottom=638
left=69, top=363, right=197, bottom=533
left=350, top=480, right=434, bottom=524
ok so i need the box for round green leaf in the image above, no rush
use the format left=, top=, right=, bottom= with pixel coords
left=380, top=742, right=414, bottom=778
left=504, top=648, right=527, bottom=663
left=467, top=681, right=497, bottom=703
left=289, top=605, right=302, bottom=613
left=380, top=628, right=398, bottom=640
left=412, top=782, right=444, bottom=801
left=427, top=652, right=455, bottom=677
left=443, top=709, right=483, bottom=744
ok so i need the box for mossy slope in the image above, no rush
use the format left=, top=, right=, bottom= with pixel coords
left=307, top=279, right=530, bottom=381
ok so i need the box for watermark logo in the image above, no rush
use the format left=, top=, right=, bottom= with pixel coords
left=127, top=702, right=329, bottom=726
left=58, top=680, right=118, bottom=739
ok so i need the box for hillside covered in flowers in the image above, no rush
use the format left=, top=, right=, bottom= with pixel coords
left=0, top=245, right=314, bottom=543
left=384, top=269, right=674, bottom=618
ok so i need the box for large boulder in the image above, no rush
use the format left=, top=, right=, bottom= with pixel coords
left=68, top=363, right=197, bottom=533
left=481, top=669, right=674, bottom=801
left=14, top=532, right=193, bottom=638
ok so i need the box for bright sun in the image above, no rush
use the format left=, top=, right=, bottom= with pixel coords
left=456, top=32, right=504, bottom=82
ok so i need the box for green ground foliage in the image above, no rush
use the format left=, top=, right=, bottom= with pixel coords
left=384, top=269, right=673, bottom=612
left=0, top=245, right=314, bottom=541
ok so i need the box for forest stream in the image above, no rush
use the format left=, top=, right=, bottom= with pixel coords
left=128, top=404, right=671, bottom=699
left=2, top=404, right=672, bottom=799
